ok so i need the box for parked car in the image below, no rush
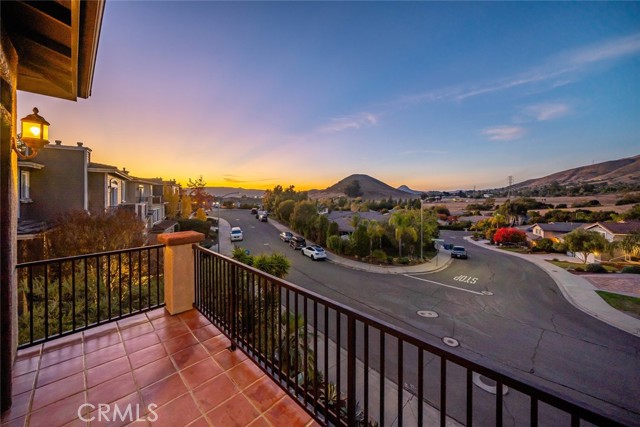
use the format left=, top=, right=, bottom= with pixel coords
left=289, top=236, right=306, bottom=250
left=302, top=245, right=327, bottom=261
left=230, top=227, right=243, bottom=242
left=279, top=231, right=293, bottom=242
left=451, top=246, right=467, bottom=259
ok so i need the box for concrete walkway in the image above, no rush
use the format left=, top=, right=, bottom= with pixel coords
left=464, top=237, right=640, bottom=337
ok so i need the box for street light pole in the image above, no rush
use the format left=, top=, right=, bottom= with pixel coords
left=217, top=191, right=240, bottom=253
left=420, top=198, right=424, bottom=261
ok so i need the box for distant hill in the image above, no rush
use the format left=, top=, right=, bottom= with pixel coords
left=514, top=154, right=640, bottom=189
left=397, top=185, right=423, bottom=195
left=309, top=174, right=418, bottom=200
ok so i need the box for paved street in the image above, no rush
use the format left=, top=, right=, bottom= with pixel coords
left=217, top=210, right=640, bottom=426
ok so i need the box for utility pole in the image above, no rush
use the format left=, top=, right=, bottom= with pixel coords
left=507, top=176, right=514, bottom=199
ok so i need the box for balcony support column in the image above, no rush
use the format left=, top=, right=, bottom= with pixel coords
left=158, top=231, right=205, bottom=315
left=1, top=29, right=19, bottom=412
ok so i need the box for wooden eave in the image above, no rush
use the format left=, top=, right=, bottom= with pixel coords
left=1, top=0, right=105, bottom=101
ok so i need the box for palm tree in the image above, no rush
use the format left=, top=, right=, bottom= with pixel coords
left=366, top=221, right=385, bottom=255
left=389, top=210, right=417, bottom=257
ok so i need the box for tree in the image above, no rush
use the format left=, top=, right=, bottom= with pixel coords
left=163, top=185, right=180, bottom=218
left=276, top=199, right=296, bottom=223
left=622, top=204, right=640, bottom=220
left=195, top=207, right=207, bottom=221
left=563, top=229, right=608, bottom=264
left=187, top=175, right=211, bottom=210
left=180, top=194, right=193, bottom=219
left=42, top=210, right=145, bottom=259
left=344, top=180, right=363, bottom=198
left=313, top=215, right=330, bottom=246
left=350, top=223, right=369, bottom=257
left=367, top=221, right=386, bottom=254
left=493, top=227, right=527, bottom=246
left=618, top=231, right=640, bottom=261
left=389, top=210, right=418, bottom=257
left=290, top=201, right=319, bottom=237
left=232, top=248, right=291, bottom=279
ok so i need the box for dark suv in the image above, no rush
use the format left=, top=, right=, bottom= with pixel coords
left=289, top=236, right=306, bottom=250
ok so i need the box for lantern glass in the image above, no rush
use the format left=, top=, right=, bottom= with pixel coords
left=22, top=120, right=42, bottom=139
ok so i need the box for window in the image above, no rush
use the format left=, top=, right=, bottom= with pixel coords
left=19, top=170, right=30, bottom=201
left=109, top=179, right=119, bottom=207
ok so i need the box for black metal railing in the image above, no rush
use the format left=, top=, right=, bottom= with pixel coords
left=193, top=246, right=629, bottom=427
left=16, top=245, right=164, bottom=348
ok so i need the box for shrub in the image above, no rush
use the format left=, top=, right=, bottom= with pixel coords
left=396, top=257, right=410, bottom=265
left=371, top=249, right=387, bottom=263
left=552, top=242, right=568, bottom=253
left=536, top=238, right=554, bottom=252
left=621, top=265, right=640, bottom=274
left=326, top=235, right=343, bottom=254
left=177, top=219, right=211, bottom=237
left=573, top=266, right=584, bottom=272
left=555, top=203, right=567, bottom=209
left=585, top=263, right=607, bottom=273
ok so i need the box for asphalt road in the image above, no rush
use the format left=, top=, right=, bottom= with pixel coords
left=220, top=209, right=640, bottom=426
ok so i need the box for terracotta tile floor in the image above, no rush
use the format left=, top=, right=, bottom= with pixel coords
left=2, top=308, right=319, bottom=427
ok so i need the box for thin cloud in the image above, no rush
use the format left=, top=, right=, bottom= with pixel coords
left=566, top=33, right=640, bottom=65
left=318, top=112, right=379, bottom=133
left=523, top=103, right=571, bottom=121
left=391, top=32, right=640, bottom=107
left=482, top=126, right=526, bottom=141
left=223, top=176, right=274, bottom=183
left=401, top=149, right=447, bottom=155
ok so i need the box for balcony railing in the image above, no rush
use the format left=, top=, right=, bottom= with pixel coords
left=16, top=245, right=164, bottom=348
left=193, top=246, right=626, bottom=427
left=136, top=195, right=163, bottom=204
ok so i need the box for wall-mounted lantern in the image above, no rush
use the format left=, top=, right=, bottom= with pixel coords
left=12, top=107, right=50, bottom=159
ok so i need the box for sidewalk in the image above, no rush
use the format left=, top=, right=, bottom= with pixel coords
left=464, top=237, right=640, bottom=337
left=268, top=219, right=453, bottom=274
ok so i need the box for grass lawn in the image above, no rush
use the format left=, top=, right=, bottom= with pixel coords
left=596, top=291, right=640, bottom=318
left=547, top=260, right=620, bottom=272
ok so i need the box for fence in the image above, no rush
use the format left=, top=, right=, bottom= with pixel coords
left=16, top=245, right=164, bottom=348
left=193, top=246, right=626, bottom=427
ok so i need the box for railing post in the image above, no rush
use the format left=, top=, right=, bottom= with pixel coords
left=347, top=315, right=357, bottom=426
left=157, top=231, right=204, bottom=315
left=228, top=262, right=238, bottom=351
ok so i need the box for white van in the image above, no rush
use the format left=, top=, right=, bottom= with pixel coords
left=230, top=227, right=243, bottom=242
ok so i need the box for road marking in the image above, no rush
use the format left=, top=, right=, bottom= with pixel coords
left=403, top=274, right=489, bottom=295
left=454, top=275, right=478, bottom=284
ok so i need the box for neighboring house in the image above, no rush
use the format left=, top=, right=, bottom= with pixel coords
left=17, top=141, right=176, bottom=239
left=528, top=222, right=584, bottom=243
left=88, top=161, right=131, bottom=214
left=122, top=176, right=170, bottom=229
left=326, top=210, right=389, bottom=235
left=584, top=221, right=640, bottom=261
left=17, top=141, right=92, bottom=238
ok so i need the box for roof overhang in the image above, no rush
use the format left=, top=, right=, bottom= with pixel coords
left=2, top=0, right=106, bottom=101
left=17, top=161, right=45, bottom=170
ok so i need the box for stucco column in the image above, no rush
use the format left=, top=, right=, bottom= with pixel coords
left=157, top=231, right=205, bottom=315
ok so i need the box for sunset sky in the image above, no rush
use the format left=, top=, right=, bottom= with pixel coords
left=18, top=2, right=640, bottom=191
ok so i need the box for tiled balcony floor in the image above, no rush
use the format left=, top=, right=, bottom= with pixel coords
left=2, top=308, right=318, bottom=427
